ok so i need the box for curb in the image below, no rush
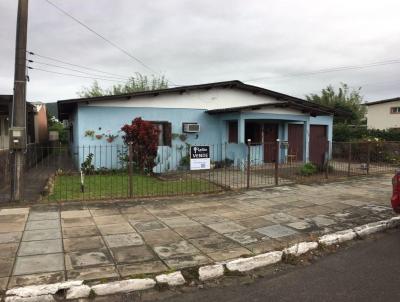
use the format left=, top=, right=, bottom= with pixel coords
left=4, top=216, right=400, bottom=301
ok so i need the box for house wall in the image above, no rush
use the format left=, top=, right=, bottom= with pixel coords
left=70, top=93, right=334, bottom=171
left=87, top=87, right=280, bottom=110
left=366, top=100, right=400, bottom=130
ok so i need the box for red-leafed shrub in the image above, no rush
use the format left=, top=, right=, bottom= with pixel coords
left=121, top=117, right=159, bottom=173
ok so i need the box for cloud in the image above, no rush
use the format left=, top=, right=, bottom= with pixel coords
left=1, top=0, right=400, bottom=102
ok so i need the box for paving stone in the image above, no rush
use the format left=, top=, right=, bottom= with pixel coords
left=161, top=217, right=200, bottom=228
left=154, top=241, right=200, bottom=259
left=65, top=249, right=113, bottom=270
left=140, top=229, right=183, bottom=245
left=111, top=246, right=155, bottom=264
left=224, top=231, right=260, bottom=245
left=63, top=236, right=105, bottom=252
left=104, top=233, right=144, bottom=248
left=132, top=221, right=167, bottom=233
left=28, top=212, right=59, bottom=221
left=67, top=265, right=119, bottom=281
left=193, top=215, right=228, bottom=224
left=173, top=225, right=212, bottom=239
left=13, top=253, right=64, bottom=275
left=25, top=219, right=60, bottom=231
left=93, top=215, right=126, bottom=225
left=62, top=225, right=100, bottom=238
left=207, top=247, right=252, bottom=262
left=0, top=258, right=14, bottom=277
left=245, top=239, right=284, bottom=254
left=118, top=261, right=167, bottom=277
left=124, top=213, right=155, bottom=222
left=0, top=215, right=27, bottom=225
left=97, top=223, right=135, bottom=235
left=0, top=232, right=22, bottom=244
left=208, top=222, right=246, bottom=234
left=0, top=243, right=19, bottom=258
left=256, top=224, right=298, bottom=239
left=154, top=210, right=184, bottom=219
left=60, top=210, right=91, bottom=219
left=311, top=215, right=336, bottom=227
left=261, top=212, right=299, bottom=224
left=61, top=217, right=95, bottom=228
left=0, top=276, right=8, bottom=291
left=189, top=233, right=240, bottom=253
left=0, top=222, right=25, bottom=233
left=18, top=239, right=62, bottom=256
left=236, top=217, right=275, bottom=229
left=8, top=272, right=65, bottom=289
left=22, top=229, right=61, bottom=242
left=286, top=220, right=313, bottom=230
left=164, top=254, right=211, bottom=269
left=0, top=208, right=29, bottom=215
left=89, top=208, right=120, bottom=217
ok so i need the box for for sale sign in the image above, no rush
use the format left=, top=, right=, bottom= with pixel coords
left=190, top=146, right=210, bottom=170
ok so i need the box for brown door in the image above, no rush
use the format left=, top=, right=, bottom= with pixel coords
left=263, top=123, right=278, bottom=162
left=309, top=125, right=328, bottom=165
left=288, top=124, right=304, bottom=161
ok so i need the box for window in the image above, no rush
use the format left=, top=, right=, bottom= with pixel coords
left=228, top=121, right=238, bottom=143
left=390, top=107, right=400, bottom=114
left=152, top=122, right=172, bottom=146
left=245, top=122, right=262, bottom=144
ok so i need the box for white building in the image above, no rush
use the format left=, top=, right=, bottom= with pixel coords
left=366, top=97, right=400, bottom=130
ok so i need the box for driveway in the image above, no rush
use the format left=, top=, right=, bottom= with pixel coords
left=0, top=175, right=395, bottom=292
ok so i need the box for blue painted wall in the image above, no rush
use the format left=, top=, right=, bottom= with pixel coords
left=70, top=105, right=334, bottom=171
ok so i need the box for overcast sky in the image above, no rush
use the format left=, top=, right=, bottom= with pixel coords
left=1, top=0, right=400, bottom=103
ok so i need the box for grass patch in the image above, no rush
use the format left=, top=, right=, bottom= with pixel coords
left=48, top=172, right=220, bottom=201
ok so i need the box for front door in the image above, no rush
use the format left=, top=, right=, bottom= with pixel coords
left=0, top=116, right=9, bottom=150
left=288, top=124, right=304, bottom=161
left=263, top=123, right=278, bottom=162
left=309, top=125, right=328, bottom=165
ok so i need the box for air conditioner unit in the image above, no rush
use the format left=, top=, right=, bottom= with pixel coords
left=183, top=123, right=200, bottom=133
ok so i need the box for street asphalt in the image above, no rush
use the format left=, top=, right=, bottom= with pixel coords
left=143, top=228, right=400, bottom=302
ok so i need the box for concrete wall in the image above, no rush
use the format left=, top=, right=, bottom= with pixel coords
left=367, top=100, right=400, bottom=130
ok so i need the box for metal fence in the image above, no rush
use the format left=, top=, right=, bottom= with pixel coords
left=0, top=141, right=398, bottom=202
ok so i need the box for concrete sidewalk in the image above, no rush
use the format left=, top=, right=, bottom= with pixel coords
left=0, top=175, right=395, bottom=292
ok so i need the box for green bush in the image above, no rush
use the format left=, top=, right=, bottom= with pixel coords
left=300, top=163, right=318, bottom=176
left=334, top=123, right=400, bottom=142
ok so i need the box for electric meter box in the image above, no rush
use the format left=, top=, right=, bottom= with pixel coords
left=9, top=127, right=26, bottom=150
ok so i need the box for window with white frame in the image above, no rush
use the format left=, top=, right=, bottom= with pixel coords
left=390, top=107, right=400, bottom=114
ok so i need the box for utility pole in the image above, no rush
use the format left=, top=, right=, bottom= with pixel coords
left=11, top=0, right=29, bottom=201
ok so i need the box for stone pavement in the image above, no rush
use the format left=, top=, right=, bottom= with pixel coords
left=0, top=175, right=395, bottom=293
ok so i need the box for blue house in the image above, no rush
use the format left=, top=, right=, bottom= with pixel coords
left=58, top=81, right=337, bottom=172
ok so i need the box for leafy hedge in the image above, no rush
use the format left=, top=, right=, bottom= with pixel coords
left=333, top=123, right=400, bottom=142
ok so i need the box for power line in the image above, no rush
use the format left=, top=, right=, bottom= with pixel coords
left=43, top=0, right=170, bottom=82
left=27, top=59, right=131, bottom=81
left=244, top=58, right=400, bottom=83
left=27, top=51, right=132, bottom=79
left=27, top=66, right=126, bottom=83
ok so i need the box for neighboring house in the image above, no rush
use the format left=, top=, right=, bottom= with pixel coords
left=366, top=97, right=400, bottom=130
left=0, top=95, right=49, bottom=150
left=57, top=80, right=339, bottom=172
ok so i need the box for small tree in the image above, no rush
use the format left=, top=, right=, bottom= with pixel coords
left=121, top=117, right=159, bottom=173
left=306, top=83, right=366, bottom=124
left=78, top=73, right=169, bottom=98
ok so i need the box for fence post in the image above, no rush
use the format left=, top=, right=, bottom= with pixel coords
left=325, top=140, right=330, bottom=179
left=366, top=141, right=371, bottom=175
left=128, top=142, right=133, bottom=198
left=246, top=139, right=251, bottom=189
left=347, top=142, right=352, bottom=177
left=274, top=139, right=280, bottom=185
